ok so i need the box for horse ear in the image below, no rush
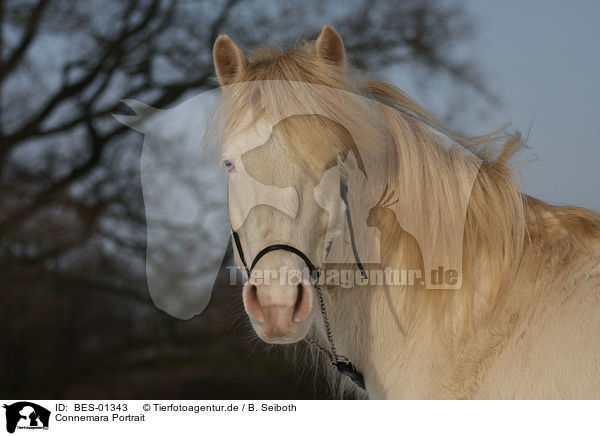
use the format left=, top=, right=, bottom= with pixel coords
left=315, top=24, right=345, bottom=68
left=213, top=34, right=247, bottom=86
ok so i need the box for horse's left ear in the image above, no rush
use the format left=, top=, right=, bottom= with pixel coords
left=213, top=34, right=247, bottom=86
left=315, top=24, right=345, bottom=68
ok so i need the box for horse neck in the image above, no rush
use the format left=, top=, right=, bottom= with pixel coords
left=317, top=120, right=530, bottom=396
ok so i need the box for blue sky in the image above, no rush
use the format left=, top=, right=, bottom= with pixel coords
left=389, top=1, right=600, bottom=212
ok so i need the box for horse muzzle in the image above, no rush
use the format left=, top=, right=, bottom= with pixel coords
left=242, top=278, right=314, bottom=344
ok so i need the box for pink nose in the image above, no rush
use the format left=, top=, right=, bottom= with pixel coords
left=242, top=281, right=312, bottom=339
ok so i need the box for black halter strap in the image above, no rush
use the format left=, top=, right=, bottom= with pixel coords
left=251, top=244, right=320, bottom=278
left=232, top=234, right=322, bottom=282
left=232, top=181, right=366, bottom=280
left=231, top=229, right=321, bottom=282
left=231, top=230, right=249, bottom=275
left=339, top=178, right=368, bottom=280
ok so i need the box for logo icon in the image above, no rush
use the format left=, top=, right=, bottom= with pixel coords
left=3, top=402, right=50, bottom=433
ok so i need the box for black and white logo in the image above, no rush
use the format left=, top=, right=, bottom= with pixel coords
left=3, top=402, right=50, bottom=433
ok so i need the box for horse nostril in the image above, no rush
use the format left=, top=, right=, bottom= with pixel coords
left=293, top=282, right=311, bottom=323
left=294, top=283, right=303, bottom=313
left=243, top=283, right=264, bottom=322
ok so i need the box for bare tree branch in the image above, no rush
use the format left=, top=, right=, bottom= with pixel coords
left=0, top=0, right=49, bottom=79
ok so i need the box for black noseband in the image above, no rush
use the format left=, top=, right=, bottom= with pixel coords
left=250, top=244, right=320, bottom=277
left=232, top=231, right=320, bottom=280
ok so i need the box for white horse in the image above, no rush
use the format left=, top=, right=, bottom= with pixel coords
left=212, top=25, right=600, bottom=399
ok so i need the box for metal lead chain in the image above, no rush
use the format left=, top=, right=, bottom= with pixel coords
left=304, top=281, right=365, bottom=390
left=303, top=336, right=335, bottom=362
left=312, top=282, right=340, bottom=360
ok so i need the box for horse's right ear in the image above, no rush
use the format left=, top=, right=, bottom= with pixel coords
left=213, top=35, right=247, bottom=86
left=315, top=24, right=345, bottom=68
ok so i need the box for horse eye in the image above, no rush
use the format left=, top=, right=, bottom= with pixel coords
left=222, top=159, right=235, bottom=172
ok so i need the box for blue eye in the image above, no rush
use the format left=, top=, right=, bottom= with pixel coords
left=223, top=159, right=235, bottom=172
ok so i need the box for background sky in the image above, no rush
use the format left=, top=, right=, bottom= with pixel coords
left=391, top=0, right=600, bottom=212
